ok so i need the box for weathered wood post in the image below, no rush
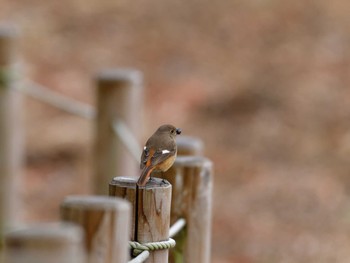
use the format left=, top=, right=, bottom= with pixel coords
left=160, top=156, right=213, bottom=263
left=93, top=69, right=143, bottom=194
left=0, top=26, right=23, bottom=233
left=4, top=223, right=86, bottom=263
left=176, top=136, right=204, bottom=156
left=110, top=177, right=172, bottom=263
left=60, top=195, right=131, bottom=263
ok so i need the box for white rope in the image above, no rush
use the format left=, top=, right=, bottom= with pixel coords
left=128, top=251, right=150, bottom=263
left=129, top=238, right=176, bottom=256
left=169, top=218, right=186, bottom=238
left=127, top=218, right=186, bottom=263
left=19, top=80, right=142, bottom=163
left=112, top=120, right=142, bottom=162
left=21, top=80, right=96, bottom=119
left=19, top=81, right=143, bottom=165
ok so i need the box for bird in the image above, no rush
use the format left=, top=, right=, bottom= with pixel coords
left=137, top=124, right=181, bottom=186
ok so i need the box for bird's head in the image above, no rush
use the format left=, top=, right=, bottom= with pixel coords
left=157, top=124, right=181, bottom=137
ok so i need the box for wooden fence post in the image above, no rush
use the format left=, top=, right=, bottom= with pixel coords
left=109, top=177, right=136, bottom=240
left=159, top=156, right=213, bottom=263
left=4, top=223, right=86, bottom=263
left=93, top=69, right=143, bottom=194
left=0, top=26, right=23, bottom=232
left=176, top=136, right=204, bottom=156
left=110, top=177, right=172, bottom=263
left=60, top=195, right=131, bottom=263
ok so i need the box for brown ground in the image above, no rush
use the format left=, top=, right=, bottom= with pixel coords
left=2, top=1, right=350, bottom=262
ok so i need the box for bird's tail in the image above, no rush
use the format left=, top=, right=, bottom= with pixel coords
left=137, top=166, right=154, bottom=186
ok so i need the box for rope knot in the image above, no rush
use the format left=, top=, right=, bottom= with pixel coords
left=129, top=238, right=176, bottom=256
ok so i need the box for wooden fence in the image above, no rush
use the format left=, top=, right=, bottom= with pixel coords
left=0, top=26, right=213, bottom=263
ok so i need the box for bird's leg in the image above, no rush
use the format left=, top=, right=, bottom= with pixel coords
left=149, top=176, right=155, bottom=182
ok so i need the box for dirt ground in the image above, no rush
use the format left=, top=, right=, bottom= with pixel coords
left=2, top=1, right=350, bottom=262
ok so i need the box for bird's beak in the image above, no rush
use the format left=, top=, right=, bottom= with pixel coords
left=176, top=128, right=182, bottom=135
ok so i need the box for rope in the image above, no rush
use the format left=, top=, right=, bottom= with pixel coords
left=0, top=66, right=142, bottom=162
left=127, top=218, right=186, bottom=262
left=22, top=80, right=96, bottom=120
left=20, top=80, right=142, bottom=163
left=169, top=218, right=186, bottom=238
left=129, top=238, right=176, bottom=257
left=111, top=120, right=142, bottom=162
left=128, top=251, right=150, bottom=263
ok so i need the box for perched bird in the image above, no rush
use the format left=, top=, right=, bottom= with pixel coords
left=137, top=124, right=181, bottom=186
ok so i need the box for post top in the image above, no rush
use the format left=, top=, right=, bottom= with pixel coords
left=175, top=155, right=212, bottom=165
left=110, top=176, right=136, bottom=187
left=61, top=195, right=130, bottom=211
left=96, top=68, right=143, bottom=86
left=177, top=136, right=204, bottom=155
left=142, top=177, right=171, bottom=189
left=110, top=176, right=171, bottom=189
left=5, top=223, right=83, bottom=245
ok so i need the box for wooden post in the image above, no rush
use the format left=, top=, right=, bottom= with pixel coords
left=176, top=136, right=204, bottom=156
left=160, top=156, right=213, bottom=263
left=110, top=177, right=172, bottom=263
left=4, top=223, right=86, bottom=263
left=60, top=195, right=131, bottom=263
left=109, top=177, right=136, bottom=240
left=93, top=69, right=143, bottom=194
left=0, top=26, right=23, bottom=232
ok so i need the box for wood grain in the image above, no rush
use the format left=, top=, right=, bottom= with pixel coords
left=160, top=156, right=213, bottom=263
left=0, top=27, right=23, bottom=231
left=110, top=177, right=172, bottom=263
left=93, top=69, right=143, bottom=194
left=4, top=223, right=86, bottom=263
left=60, top=195, right=131, bottom=263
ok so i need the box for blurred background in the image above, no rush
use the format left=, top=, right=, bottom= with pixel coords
left=2, top=0, right=350, bottom=262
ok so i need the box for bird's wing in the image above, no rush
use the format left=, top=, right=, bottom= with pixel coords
left=140, top=134, right=177, bottom=169
left=140, top=146, right=150, bottom=169
left=150, top=148, right=176, bottom=166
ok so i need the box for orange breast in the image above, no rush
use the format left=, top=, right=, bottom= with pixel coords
left=156, top=154, right=176, bottom=172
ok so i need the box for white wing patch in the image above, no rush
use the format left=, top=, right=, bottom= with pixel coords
left=162, top=150, right=170, bottom=154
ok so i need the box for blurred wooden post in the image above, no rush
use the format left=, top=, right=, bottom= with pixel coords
left=4, top=223, right=86, bottom=263
left=109, top=177, right=136, bottom=240
left=176, top=136, right=204, bottom=156
left=93, top=69, right=143, bottom=195
left=110, top=177, right=172, bottom=263
left=60, top=195, right=131, bottom=263
left=0, top=26, right=23, bottom=232
left=160, top=156, right=213, bottom=263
